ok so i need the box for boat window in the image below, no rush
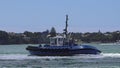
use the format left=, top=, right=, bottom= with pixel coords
left=55, top=39, right=57, bottom=45
left=61, top=38, right=63, bottom=41
left=50, top=38, right=56, bottom=45
left=58, top=38, right=61, bottom=41
left=57, top=38, right=63, bottom=45
left=58, top=38, right=63, bottom=41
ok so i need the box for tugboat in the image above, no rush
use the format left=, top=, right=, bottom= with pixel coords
left=26, top=15, right=101, bottom=56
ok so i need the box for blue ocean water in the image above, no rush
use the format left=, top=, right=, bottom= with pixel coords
left=0, top=44, right=120, bottom=68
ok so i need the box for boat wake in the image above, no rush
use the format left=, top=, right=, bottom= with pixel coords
left=0, top=53, right=120, bottom=60
left=102, top=53, right=120, bottom=58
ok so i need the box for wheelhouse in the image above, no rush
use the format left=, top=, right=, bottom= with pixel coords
left=50, top=36, right=65, bottom=46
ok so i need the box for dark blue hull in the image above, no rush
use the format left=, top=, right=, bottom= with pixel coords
left=26, top=45, right=101, bottom=56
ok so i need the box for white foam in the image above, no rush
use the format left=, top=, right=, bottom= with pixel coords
left=102, top=53, right=120, bottom=58
left=0, top=53, right=120, bottom=60
left=0, top=54, right=70, bottom=60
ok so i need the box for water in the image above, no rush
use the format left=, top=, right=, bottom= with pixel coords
left=0, top=44, right=120, bottom=68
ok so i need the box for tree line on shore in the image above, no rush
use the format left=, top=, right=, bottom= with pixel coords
left=0, top=27, right=120, bottom=45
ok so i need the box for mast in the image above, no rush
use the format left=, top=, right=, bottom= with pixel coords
left=64, top=15, right=69, bottom=42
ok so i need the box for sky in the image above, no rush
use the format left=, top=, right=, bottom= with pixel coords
left=0, top=0, right=120, bottom=33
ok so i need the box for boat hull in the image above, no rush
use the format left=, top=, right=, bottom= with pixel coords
left=27, top=47, right=101, bottom=56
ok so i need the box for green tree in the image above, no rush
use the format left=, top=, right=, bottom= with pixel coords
left=50, top=27, right=56, bottom=37
left=0, top=30, right=9, bottom=44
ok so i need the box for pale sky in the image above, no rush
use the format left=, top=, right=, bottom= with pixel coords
left=0, top=0, right=120, bottom=33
